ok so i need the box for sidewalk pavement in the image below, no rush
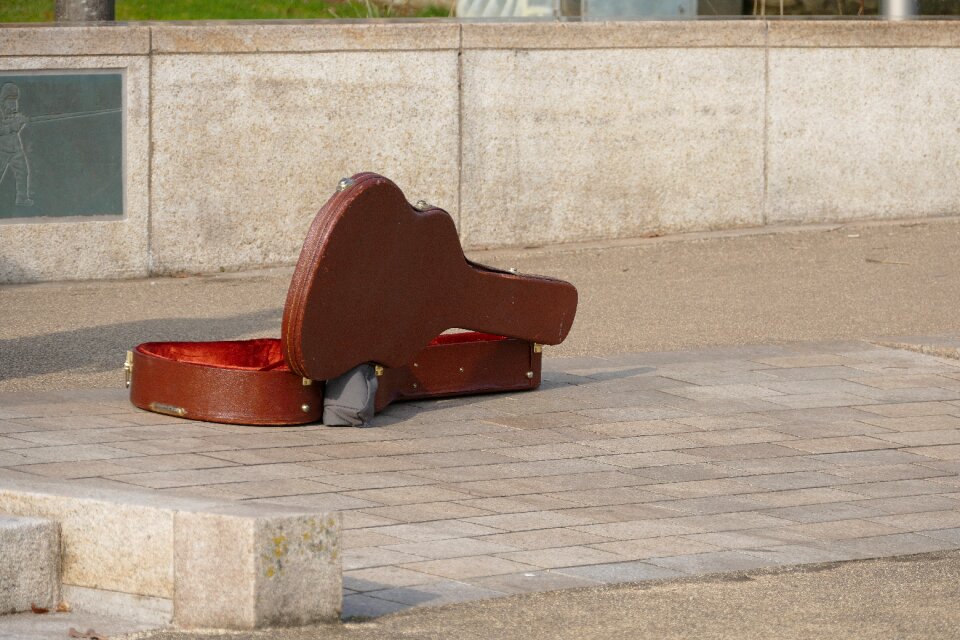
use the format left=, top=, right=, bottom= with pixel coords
left=4, top=216, right=960, bottom=393
left=3, top=217, right=960, bottom=638
left=119, top=550, right=960, bottom=640
left=3, top=338, right=960, bottom=625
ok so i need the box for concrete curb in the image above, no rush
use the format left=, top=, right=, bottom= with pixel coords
left=0, top=515, right=60, bottom=615
left=0, top=477, right=341, bottom=630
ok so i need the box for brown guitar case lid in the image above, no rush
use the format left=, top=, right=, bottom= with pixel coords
left=281, top=173, right=578, bottom=382
left=128, top=173, right=575, bottom=426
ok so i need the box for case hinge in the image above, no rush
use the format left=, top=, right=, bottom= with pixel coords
left=124, top=350, right=134, bottom=388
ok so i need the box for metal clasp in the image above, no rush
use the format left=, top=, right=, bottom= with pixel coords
left=124, top=351, right=133, bottom=388
left=149, top=402, right=186, bottom=417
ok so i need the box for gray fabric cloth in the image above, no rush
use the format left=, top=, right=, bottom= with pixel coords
left=322, top=364, right=378, bottom=426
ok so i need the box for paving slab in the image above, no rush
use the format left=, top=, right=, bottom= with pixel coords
left=4, top=337, right=960, bottom=633
left=3, top=222, right=960, bottom=638
left=0, top=610, right=158, bottom=640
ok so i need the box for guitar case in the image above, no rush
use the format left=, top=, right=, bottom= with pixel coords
left=127, top=173, right=578, bottom=426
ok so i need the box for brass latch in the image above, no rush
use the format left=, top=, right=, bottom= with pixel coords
left=124, top=350, right=133, bottom=388
left=533, top=343, right=543, bottom=353
left=374, top=365, right=384, bottom=377
left=149, top=402, right=186, bottom=417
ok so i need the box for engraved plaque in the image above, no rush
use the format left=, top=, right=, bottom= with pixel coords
left=0, top=72, right=123, bottom=220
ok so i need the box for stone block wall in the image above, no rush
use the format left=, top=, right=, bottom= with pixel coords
left=1, top=20, right=958, bottom=282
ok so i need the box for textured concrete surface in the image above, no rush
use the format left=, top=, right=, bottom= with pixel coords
left=459, top=47, right=764, bottom=247
left=0, top=481, right=178, bottom=599
left=4, top=21, right=960, bottom=281
left=766, top=19, right=960, bottom=47
left=0, top=24, right=150, bottom=56
left=767, top=48, right=960, bottom=223
left=0, top=479, right=342, bottom=628
left=151, top=22, right=460, bottom=53
left=61, top=585, right=173, bottom=626
left=121, top=551, right=960, bottom=640
left=174, top=507, right=341, bottom=628
left=148, top=51, right=459, bottom=275
left=0, top=54, right=151, bottom=283
left=3, top=219, right=960, bottom=637
left=0, top=516, right=59, bottom=615
left=3, top=340, right=960, bottom=621
left=3, top=217, right=960, bottom=393
left=459, top=20, right=766, bottom=49
left=0, top=609, right=159, bottom=640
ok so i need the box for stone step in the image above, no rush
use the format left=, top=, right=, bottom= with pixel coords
left=0, top=515, right=60, bottom=615
left=0, top=479, right=341, bottom=630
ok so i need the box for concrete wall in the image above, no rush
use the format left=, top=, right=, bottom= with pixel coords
left=1, top=20, right=959, bottom=282
left=0, top=477, right=342, bottom=628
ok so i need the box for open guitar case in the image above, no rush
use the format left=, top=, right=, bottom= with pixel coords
left=127, top=173, right=578, bottom=426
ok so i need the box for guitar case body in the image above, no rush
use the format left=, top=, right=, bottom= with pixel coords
left=128, top=173, right=576, bottom=426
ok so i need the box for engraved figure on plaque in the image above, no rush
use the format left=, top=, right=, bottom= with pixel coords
left=0, top=83, right=32, bottom=207
left=0, top=72, right=123, bottom=220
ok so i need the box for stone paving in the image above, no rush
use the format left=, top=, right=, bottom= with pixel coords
left=3, top=339, right=960, bottom=618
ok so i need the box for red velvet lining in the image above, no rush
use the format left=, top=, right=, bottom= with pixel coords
left=137, top=332, right=509, bottom=371
left=137, top=339, right=290, bottom=371
left=430, top=332, right=507, bottom=346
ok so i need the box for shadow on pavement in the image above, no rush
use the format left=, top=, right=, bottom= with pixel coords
left=0, top=308, right=282, bottom=382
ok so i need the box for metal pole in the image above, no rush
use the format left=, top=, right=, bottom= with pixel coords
left=55, top=0, right=116, bottom=21
left=558, top=0, right=582, bottom=16
left=881, top=0, right=917, bottom=19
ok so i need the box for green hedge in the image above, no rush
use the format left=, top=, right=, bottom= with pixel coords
left=1, top=0, right=450, bottom=22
